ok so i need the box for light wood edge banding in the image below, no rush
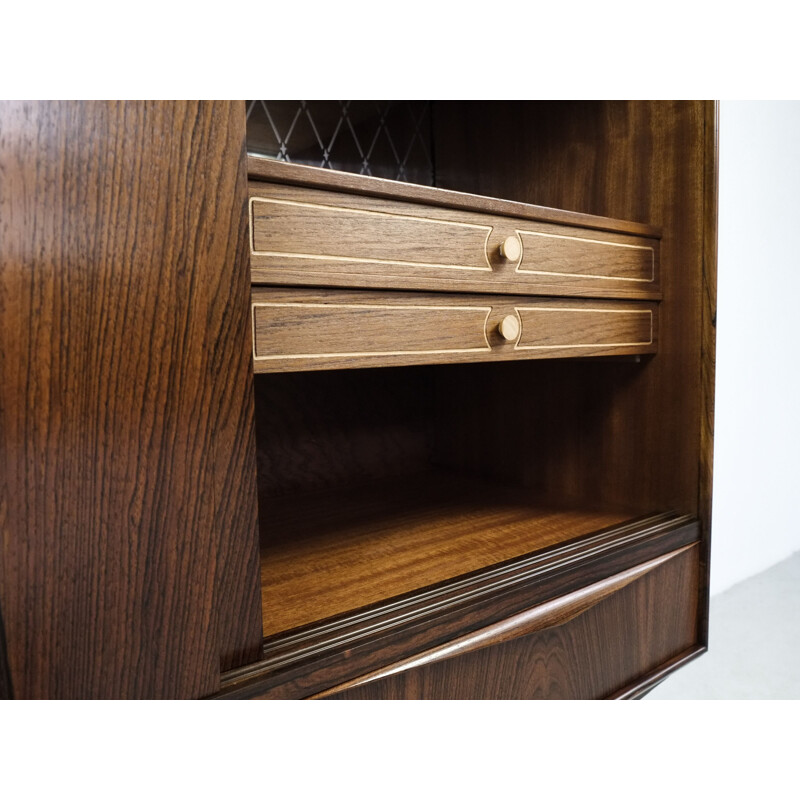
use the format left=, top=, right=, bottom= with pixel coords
left=515, top=229, right=656, bottom=283
left=310, top=545, right=694, bottom=698
left=251, top=301, right=493, bottom=361
left=513, top=307, right=654, bottom=350
left=248, top=196, right=494, bottom=272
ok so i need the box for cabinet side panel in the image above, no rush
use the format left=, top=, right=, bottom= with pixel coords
left=0, top=101, right=262, bottom=698
left=697, top=100, right=719, bottom=646
left=209, top=106, right=265, bottom=673
left=0, top=601, right=12, bottom=699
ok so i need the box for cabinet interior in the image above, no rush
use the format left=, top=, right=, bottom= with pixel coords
left=249, top=100, right=705, bottom=643
left=255, top=358, right=656, bottom=638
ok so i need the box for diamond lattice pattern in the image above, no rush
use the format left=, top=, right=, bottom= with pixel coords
left=246, top=101, right=434, bottom=186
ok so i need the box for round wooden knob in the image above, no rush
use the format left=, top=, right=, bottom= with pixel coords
left=497, top=314, right=520, bottom=342
left=499, top=235, right=521, bottom=261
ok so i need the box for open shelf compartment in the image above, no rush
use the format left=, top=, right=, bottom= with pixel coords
left=255, top=358, right=666, bottom=641
left=260, top=471, right=639, bottom=637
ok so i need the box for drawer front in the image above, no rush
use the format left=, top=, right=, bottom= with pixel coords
left=516, top=222, right=655, bottom=283
left=516, top=306, right=654, bottom=351
left=249, top=182, right=660, bottom=300
left=316, top=544, right=701, bottom=700
left=252, top=288, right=657, bottom=372
left=250, top=192, right=492, bottom=273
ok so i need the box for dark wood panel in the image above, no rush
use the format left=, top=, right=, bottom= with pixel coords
left=253, top=366, right=436, bottom=499
left=434, top=101, right=710, bottom=522
left=698, top=102, right=720, bottom=648
left=608, top=645, right=706, bottom=699
left=0, top=101, right=262, bottom=698
left=217, top=513, right=699, bottom=698
left=320, top=544, right=700, bottom=700
left=0, top=601, right=12, bottom=699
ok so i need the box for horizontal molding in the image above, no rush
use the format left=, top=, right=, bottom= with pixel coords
left=216, top=512, right=698, bottom=697
left=311, top=547, right=691, bottom=698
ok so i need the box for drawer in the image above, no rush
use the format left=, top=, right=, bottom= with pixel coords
left=251, top=288, right=658, bottom=372
left=215, top=513, right=701, bottom=699
left=316, top=543, right=701, bottom=700
left=248, top=170, right=661, bottom=300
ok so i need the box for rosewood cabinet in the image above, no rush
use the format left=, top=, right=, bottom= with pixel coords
left=0, top=101, right=717, bottom=699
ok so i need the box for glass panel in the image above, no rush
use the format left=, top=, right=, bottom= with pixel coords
left=246, top=100, right=435, bottom=186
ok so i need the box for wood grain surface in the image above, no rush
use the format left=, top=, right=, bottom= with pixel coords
left=608, top=645, right=706, bottom=699
left=252, top=287, right=658, bottom=372
left=0, top=601, right=12, bottom=699
left=246, top=101, right=716, bottom=699
left=321, top=543, right=700, bottom=699
left=253, top=365, right=435, bottom=499
left=260, top=471, right=637, bottom=637
left=516, top=223, right=656, bottom=283
left=249, top=177, right=660, bottom=299
left=253, top=293, right=492, bottom=363
left=218, top=512, right=698, bottom=698
left=515, top=305, right=653, bottom=351
left=250, top=190, right=493, bottom=269
left=0, top=100, right=717, bottom=699
left=698, top=102, right=719, bottom=648
left=433, top=102, right=714, bottom=522
left=248, top=155, right=661, bottom=237
left=0, top=101, right=262, bottom=698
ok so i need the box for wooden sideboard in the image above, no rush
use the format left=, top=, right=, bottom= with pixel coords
left=0, top=101, right=717, bottom=699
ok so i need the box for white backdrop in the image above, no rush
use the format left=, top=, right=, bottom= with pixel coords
left=710, top=101, right=800, bottom=595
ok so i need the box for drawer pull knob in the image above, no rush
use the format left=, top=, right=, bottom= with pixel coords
left=499, top=235, right=522, bottom=261
left=498, top=314, right=520, bottom=342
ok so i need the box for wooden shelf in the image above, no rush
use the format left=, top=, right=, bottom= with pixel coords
left=260, top=472, right=638, bottom=637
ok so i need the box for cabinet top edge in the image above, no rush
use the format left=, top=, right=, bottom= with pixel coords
left=247, top=155, right=662, bottom=240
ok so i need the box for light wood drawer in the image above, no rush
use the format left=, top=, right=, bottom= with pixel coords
left=249, top=179, right=660, bottom=300
left=252, top=288, right=658, bottom=373
left=317, top=543, right=701, bottom=700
